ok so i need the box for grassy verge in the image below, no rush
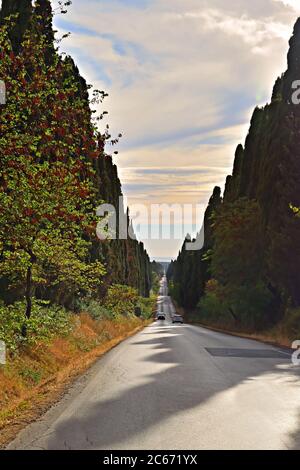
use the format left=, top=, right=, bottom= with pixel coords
left=173, top=303, right=295, bottom=349
left=0, top=313, right=149, bottom=448
left=188, top=317, right=294, bottom=349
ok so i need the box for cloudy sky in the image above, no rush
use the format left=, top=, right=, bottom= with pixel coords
left=53, top=0, right=300, bottom=260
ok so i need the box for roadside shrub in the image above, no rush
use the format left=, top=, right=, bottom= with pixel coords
left=228, top=282, right=273, bottom=330
left=0, top=299, right=72, bottom=353
left=19, top=367, right=42, bottom=386
left=79, top=287, right=154, bottom=321
left=79, top=299, right=115, bottom=321
left=199, top=279, right=273, bottom=331
left=138, top=295, right=156, bottom=320
left=103, top=285, right=140, bottom=317
left=280, top=308, right=300, bottom=339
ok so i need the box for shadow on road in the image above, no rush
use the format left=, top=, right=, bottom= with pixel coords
left=46, top=326, right=300, bottom=449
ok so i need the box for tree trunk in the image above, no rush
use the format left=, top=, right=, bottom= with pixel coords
left=228, top=307, right=239, bottom=324
left=25, top=263, right=32, bottom=319
left=22, top=258, right=33, bottom=337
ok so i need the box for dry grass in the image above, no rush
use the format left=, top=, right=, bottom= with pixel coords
left=0, top=314, right=148, bottom=448
left=189, top=319, right=294, bottom=349
left=174, top=302, right=295, bottom=349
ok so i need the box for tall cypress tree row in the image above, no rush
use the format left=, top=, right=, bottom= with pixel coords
left=167, top=187, right=221, bottom=308
left=169, top=18, right=300, bottom=326
left=0, top=0, right=152, bottom=311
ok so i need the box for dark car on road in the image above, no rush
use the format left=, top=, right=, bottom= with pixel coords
left=157, top=314, right=166, bottom=321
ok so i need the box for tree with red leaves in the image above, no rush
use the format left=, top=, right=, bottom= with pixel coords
left=0, top=10, right=106, bottom=332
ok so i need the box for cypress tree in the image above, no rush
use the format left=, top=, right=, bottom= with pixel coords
left=170, top=17, right=300, bottom=319
left=34, top=0, right=55, bottom=63
left=282, top=18, right=300, bottom=102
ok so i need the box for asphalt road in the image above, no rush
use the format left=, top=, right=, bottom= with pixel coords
left=8, top=278, right=300, bottom=450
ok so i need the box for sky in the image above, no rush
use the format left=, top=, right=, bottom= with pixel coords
left=52, top=0, right=300, bottom=260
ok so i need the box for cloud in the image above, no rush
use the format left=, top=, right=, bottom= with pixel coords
left=272, top=0, right=300, bottom=13
left=52, top=0, right=299, bottom=258
left=176, top=9, right=292, bottom=47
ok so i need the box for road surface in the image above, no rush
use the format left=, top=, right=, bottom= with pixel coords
left=8, top=277, right=300, bottom=450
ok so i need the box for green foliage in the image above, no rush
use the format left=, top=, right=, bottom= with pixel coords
left=197, top=199, right=274, bottom=330
left=280, top=308, right=300, bottom=338
left=0, top=1, right=153, bottom=334
left=19, top=367, right=42, bottom=386
left=80, top=285, right=155, bottom=321
left=151, top=261, right=164, bottom=277
left=79, top=299, right=114, bottom=321
left=211, top=198, right=264, bottom=285
left=267, top=205, right=300, bottom=307
left=104, top=284, right=140, bottom=318
left=0, top=299, right=72, bottom=353
left=169, top=20, right=300, bottom=331
left=168, top=276, right=183, bottom=306
left=151, top=272, right=161, bottom=295
left=167, top=187, right=222, bottom=309
left=138, top=295, right=156, bottom=320
left=199, top=282, right=231, bottom=324
left=0, top=11, right=108, bottom=320
left=199, top=279, right=273, bottom=330
left=0, top=0, right=32, bottom=53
